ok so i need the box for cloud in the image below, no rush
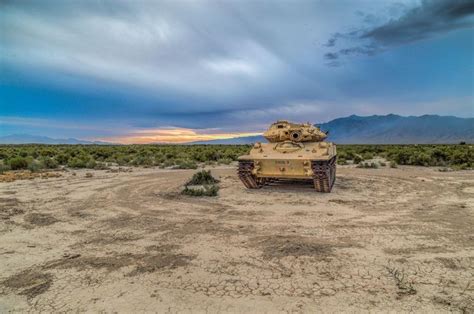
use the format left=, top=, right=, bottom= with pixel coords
left=1, top=0, right=473, bottom=139
left=325, top=0, right=474, bottom=62
left=201, top=58, right=258, bottom=77
left=324, top=52, right=339, bottom=60
left=363, top=0, right=474, bottom=44
left=0, top=0, right=313, bottom=111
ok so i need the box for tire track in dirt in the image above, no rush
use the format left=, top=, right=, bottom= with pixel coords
left=1, top=166, right=473, bottom=312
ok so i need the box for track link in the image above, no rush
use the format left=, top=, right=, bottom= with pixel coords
left=237, top=160, right=265, bottom=189
left=311, top=157, right=336, bottom=193
left=238, top=158, right=336, bottom=192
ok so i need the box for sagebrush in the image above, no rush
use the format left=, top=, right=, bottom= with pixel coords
left=0, top=144, right=472, bottom=170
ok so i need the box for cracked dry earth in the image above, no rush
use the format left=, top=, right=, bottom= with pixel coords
left=0, top=166, right=473, bottom=312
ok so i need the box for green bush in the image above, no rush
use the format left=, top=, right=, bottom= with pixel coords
left=357, top=162, right=379, bottom=169
left=337, top=158, right=347, bottom=165
left=131, top=156, right=153, bottom=166
left=41, top=157, right=59, bottom=169
left=54, top=153, right=69, bottom=165
left=68, top=157, right=87, bottom=168
left=353, top=155, right=363, bottom=164
left=9, top=157, right=28, bottom=170
left=175, top=160, right=198, bottom=169
left=0, top=163, right=11, bottom=173
left=182, top=184, right=219, bottom=197
left=0, top=144, right=472, bottom=171
left=186, top=170, right=219, bottom=185
left=217, top=158, right=232, bottom=165
left=86, top=159, right=97, bottom=169
left=28, top=160, right=43, bottom=172
left=362, top=152, right=374, bottom=160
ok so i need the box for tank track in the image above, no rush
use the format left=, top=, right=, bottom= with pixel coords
left=238, top=158, right=336, bottom=192
left=237, top=160, right=265, bottom=189
left=311, top=157, right=336, bottom=193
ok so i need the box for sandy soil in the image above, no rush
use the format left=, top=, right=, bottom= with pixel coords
left=0, top=165, right=473, bottom=312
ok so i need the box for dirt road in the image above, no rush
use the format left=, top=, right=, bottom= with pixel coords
left=0, top=166, right=473, bottom=312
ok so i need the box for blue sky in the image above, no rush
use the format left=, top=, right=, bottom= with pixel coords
left=1, top=0, right=473, bottom=143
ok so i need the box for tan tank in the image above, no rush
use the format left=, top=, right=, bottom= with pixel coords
left=237, top=120, right=336, bottom=192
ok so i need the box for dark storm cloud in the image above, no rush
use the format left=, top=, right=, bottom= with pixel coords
left=363, top=0, right=474, bottom=44
left=326, top=0, right=474, bottom=61
left=2, top=0, right=473, bottom=139
left=323, top=34, right=341, bottom=47
left=324, top=52, right=338, bottom=60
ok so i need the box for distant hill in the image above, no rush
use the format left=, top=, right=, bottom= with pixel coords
left=0, top=134, right=110, bottom=145
left=319, top=114, right=474, bottom=144
left=189, top=114, right=474, bottom=144
left=2, top=115, right=472, bottom=144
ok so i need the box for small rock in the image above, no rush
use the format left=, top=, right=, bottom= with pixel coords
left=321, top=288, right=336, bottom=296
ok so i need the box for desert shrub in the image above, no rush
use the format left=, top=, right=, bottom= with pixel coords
left=86, top=159, right=97, bottom=169
left=353, top=154, right=363, bottom=164
left=408, top=152, right=431, bottom=166
left=115, top=155, right=131, bottom=166
left=186, top=170, right=219, bottom=185
left=181, top=184, right=219, bottom=197
left=0, top=163, right=11, bottom=173
left=54, top=153, right=69, bottom=165
left=161, top=159, right=175, bottom=168
left=68, top=157, right=87, bottom=168
left=174, top=159, right=198, bottom=169
left=131, top=156, right=153, bottom=166
left=357, top=162, right=379, bottom=169
left=27, top=160, right=43, bottom=172
left=41, top=157, right=59, bottom=169
left=217, top=158, right=232, bottom=165
left=181, top=169, right=220, bottom=196
left=362, top=152, right=374, bottom=160
left=0, top=144, right=471, bottom=170
left=389, top=161, right=398, bottom=168
left=337, top=158, right=347, bottom=165
left=453, top=163, right=470, bottom=170
left=9, top=157, right=28, bottom=170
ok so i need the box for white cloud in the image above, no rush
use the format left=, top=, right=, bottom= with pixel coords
left=1, top=0, right=472, bottom=137
left=202, top=58, right=258, bottom=76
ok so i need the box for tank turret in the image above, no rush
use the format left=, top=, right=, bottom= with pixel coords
left=238, top=120, right=337, bottom=192
left=263, top=120, right=327, bottom=143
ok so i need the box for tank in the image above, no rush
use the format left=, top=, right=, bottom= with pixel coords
left=237, top=120, right=336, bottom=192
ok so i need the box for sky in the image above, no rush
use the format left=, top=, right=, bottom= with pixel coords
left=1, top=0, right=473, bottom=143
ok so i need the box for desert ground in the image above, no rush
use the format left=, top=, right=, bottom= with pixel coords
left=0, top=165, right=473, bottom=312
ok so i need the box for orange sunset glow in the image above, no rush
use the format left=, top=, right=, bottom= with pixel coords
left=97, top=128, right=262, bottom=144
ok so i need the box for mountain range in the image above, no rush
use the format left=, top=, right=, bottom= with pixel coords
left=318, top=114, right=474, bottom=144
left=190, top=114, right=474, bottom=144
left=1, top=114, right=473, bottom=144
left=0, top=134, right=110, bottom=145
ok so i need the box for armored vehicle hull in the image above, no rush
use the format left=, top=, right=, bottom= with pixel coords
left=237, top=121, right=336, bottom=192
